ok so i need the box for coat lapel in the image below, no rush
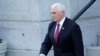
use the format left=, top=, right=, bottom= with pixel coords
left=57, top=18, right=68, bottom=44
left=49, top=23, right=56, bottom=44
left=49, top=18, right=69, bottom=44
left=49, top=18, right=72, bottom=44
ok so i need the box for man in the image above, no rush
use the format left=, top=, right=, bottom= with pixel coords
left=40, top=3, right=84, bottom=56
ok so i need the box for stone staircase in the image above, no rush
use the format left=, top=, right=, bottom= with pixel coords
left=86, top=33, right=100, bottom=56
left=0, top=40, right=7, bottom=56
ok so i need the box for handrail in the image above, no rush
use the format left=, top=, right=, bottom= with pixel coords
left=72, top=0, right=96, bottom=21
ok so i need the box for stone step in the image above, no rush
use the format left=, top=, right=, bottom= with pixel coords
left=0, top=41, right=7, bottom=56
left=86, top=46, right=100, bottom=56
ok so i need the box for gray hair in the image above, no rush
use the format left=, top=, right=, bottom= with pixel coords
left=51, top=3, right=66, bottom=12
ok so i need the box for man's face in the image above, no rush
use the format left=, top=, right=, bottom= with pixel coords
left=51, top=7, right=64, bottom=22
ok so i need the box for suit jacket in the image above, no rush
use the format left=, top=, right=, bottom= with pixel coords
left=40, top=18, right=84, bottom=56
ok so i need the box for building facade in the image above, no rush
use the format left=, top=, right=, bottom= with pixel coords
left=0, top=0, right=100, bottom=56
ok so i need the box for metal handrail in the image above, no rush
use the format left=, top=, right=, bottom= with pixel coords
left=72, top=0, right=96, bottom=21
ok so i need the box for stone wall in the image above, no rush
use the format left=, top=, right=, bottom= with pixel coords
left=0, top=0, right=100, bottom=56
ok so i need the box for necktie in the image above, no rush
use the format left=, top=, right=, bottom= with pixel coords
left=54, top=23, right=60, bottom=43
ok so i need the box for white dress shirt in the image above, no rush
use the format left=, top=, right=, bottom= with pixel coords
left=55, top=17, right=65, bottom=32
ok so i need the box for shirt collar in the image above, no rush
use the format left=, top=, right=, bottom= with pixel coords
left=56, top=17, right=65, bottom=30
left=58, top=17, right=65, bottom=26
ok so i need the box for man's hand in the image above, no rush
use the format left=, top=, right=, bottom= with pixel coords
left=39, top=54, right=45, bottom=56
